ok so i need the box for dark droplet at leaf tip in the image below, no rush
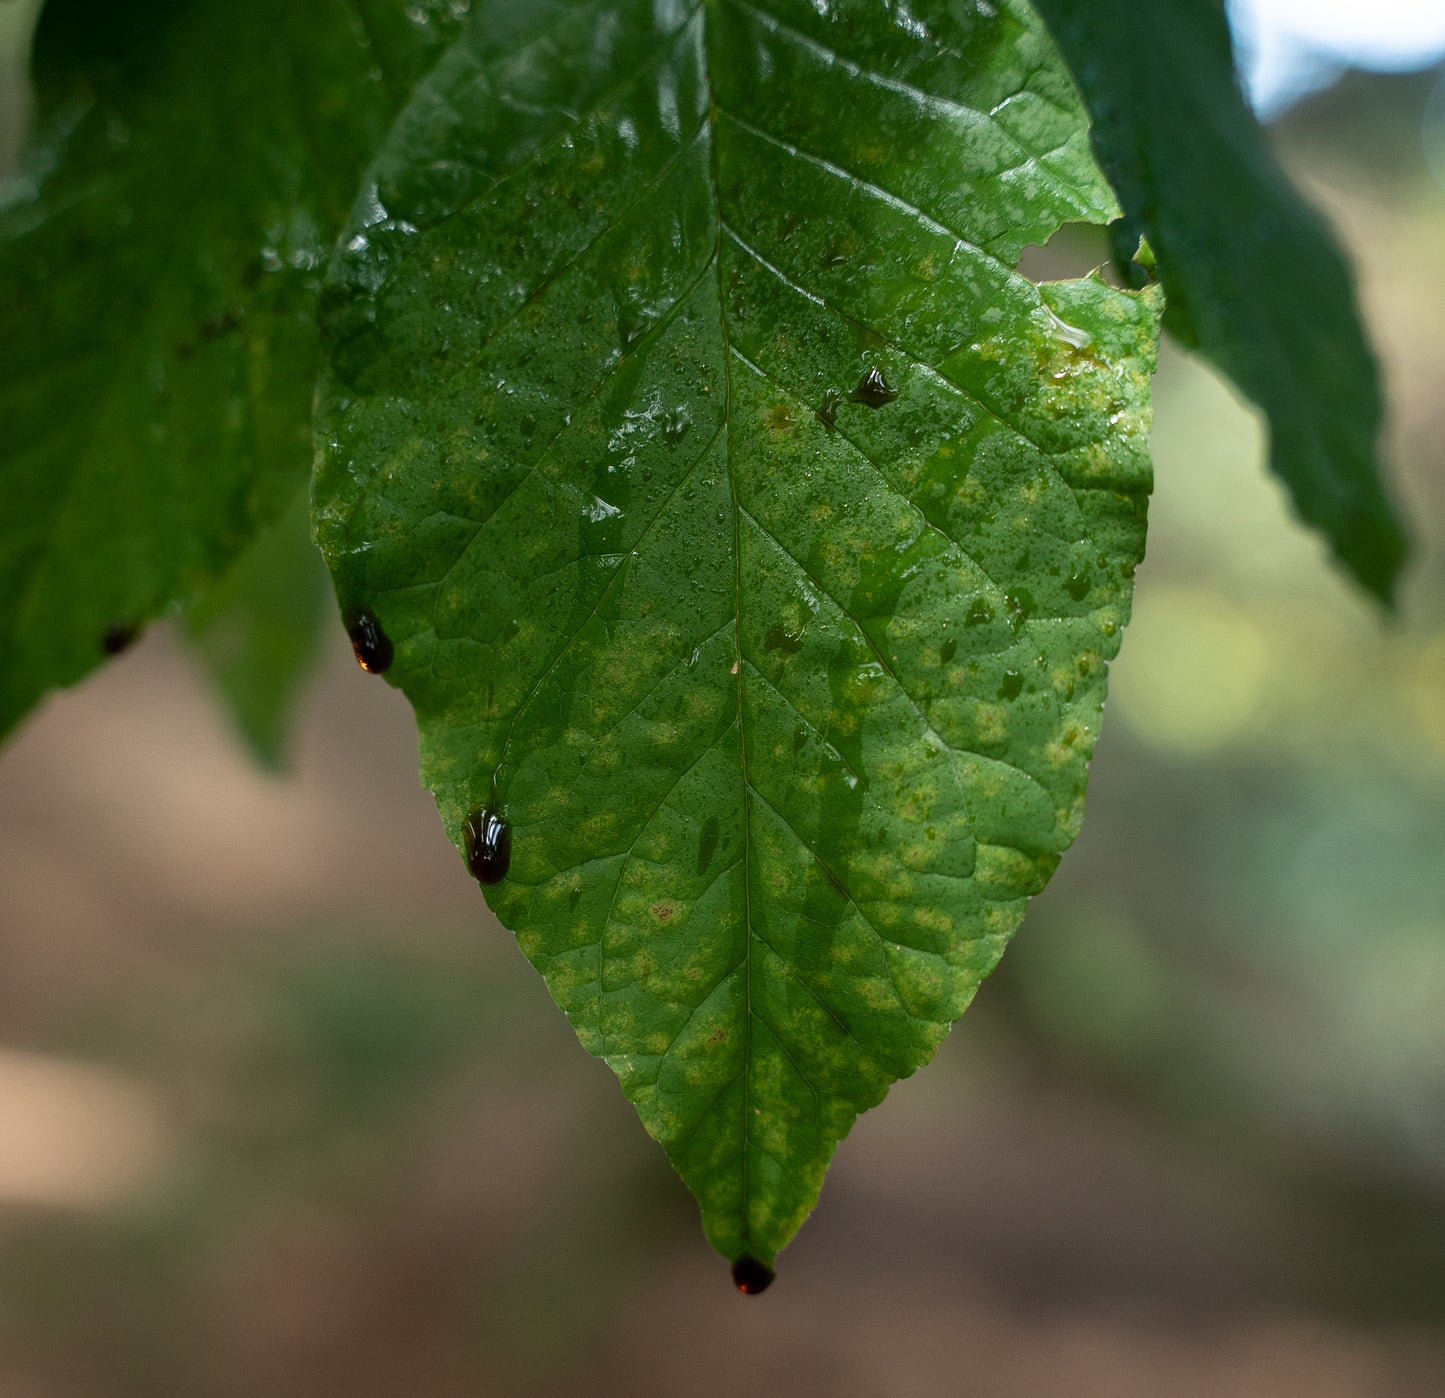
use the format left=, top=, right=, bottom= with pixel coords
left=731, top=1256, right=775, bottom=1295
left=464, top=808, right=511, bottom=885
left=346, top=609, right=393, bottom=674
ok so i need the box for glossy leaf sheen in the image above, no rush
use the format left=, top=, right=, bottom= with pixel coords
left=316, top=0, right=1161, bottom=1266
left=1033, top=0, right=1407, bottom=605
left=0, top=0, right=466, bottom=738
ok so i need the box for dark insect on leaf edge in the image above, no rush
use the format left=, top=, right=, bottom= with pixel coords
left=464, top=808, right=511, bottom=885
left=345, top=608, right=393, bottom=674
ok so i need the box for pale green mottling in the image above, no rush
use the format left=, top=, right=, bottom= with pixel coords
left=315, top=0, right=1160, bottom=1270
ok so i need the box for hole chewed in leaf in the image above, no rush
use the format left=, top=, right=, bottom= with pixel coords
left=1013, top=221, right=1121, bottom=285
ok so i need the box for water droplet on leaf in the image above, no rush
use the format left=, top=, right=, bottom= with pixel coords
left=663, top=406, right=692, bottom=443
left=618, top=304, right=654, bottom=353
left=585, top=496, right=623, bottom=524
left=1045, top=305, right=1094, bottom=350
left=850, top=367, right=898, bottom=408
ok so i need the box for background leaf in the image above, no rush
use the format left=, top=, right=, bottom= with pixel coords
left=182, top=490, right=333, bottom=771
left=316, top=0, right=1161, bottom=1272
left=1033, top=0, right=1408, bottom=605
left=0, top=0, right=467, bottom=740
left=0, top=0, right=43, bottom=173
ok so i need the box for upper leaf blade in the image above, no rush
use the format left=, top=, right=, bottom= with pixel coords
left=315, top=0, right=1160, bottom=1269
left=1033, top=0, right=1408, bottom=605
left=0, top=0, right=465, bottom=739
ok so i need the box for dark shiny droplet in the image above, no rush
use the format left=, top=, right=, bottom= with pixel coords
left=850, top=367, right=898, bottom=408
left=100, top=623, right=138, bottom=656
left=618, top=304, right=653, bottom=353
left=998, top=669, right=1024, bottom=701
left=346, top=609, right=393, bottom=674
left=939, top=638, right=957, bottom=664
left=1065, top=571, right=1091, bottom=601
left=732, top=1256, right=775, bottom=1295
left=464, top=809, right=511, bottom=885
left=815, top=387, right=842, bottom=429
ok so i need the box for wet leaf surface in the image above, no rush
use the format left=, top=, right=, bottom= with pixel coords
left=315, top=0, right=1160, bottom=1269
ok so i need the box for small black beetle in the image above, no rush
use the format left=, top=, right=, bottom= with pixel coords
left=463, top=808, right=511, bottom=885
left=345, top=608, right=393, bottom=674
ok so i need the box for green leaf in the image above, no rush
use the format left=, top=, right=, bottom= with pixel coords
left=315, top=0, right=1161, bottom=1272
left=1032, top=0, right=1408, bottom=605
left=0, top=0, right=44, bottom=174
left=0, top=0, right=467, bottom=740
left=183, top=487, right=331, bottom=771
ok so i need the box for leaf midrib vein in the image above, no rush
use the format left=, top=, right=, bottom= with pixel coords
left=700, top=3, right=758, bottom=1257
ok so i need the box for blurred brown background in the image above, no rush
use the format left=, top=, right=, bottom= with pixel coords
left=3, top=29, right=1445, bottom=1398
